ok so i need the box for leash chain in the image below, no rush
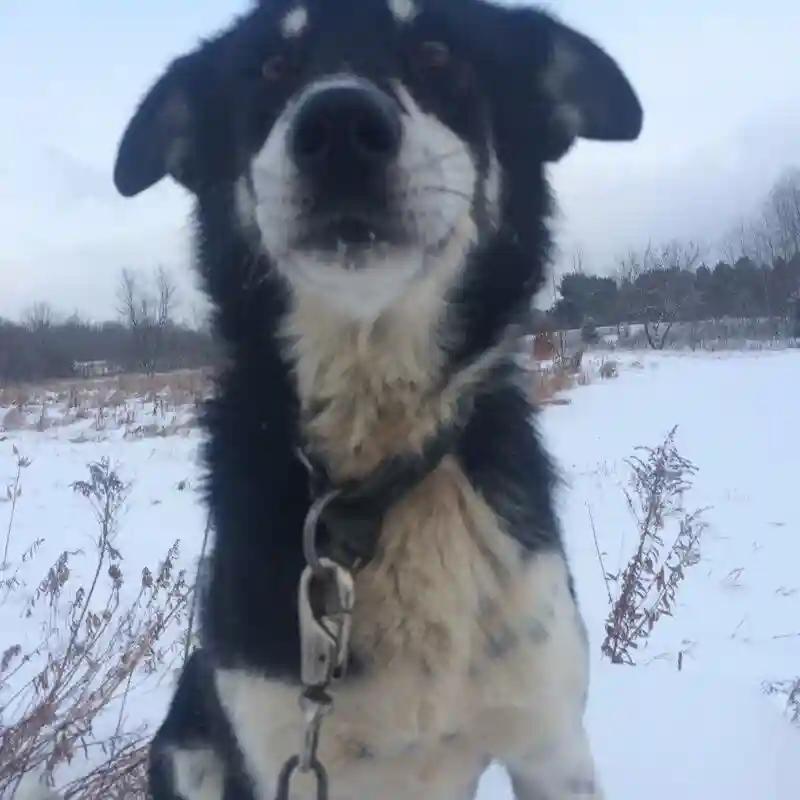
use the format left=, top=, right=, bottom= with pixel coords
left=274, top=488, right=355, bottom=800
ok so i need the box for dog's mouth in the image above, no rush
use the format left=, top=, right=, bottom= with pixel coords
left=296, top=210, right=402, bottom=258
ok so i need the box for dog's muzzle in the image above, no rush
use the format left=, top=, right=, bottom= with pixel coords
left=287, top=78, right=403, bottom=249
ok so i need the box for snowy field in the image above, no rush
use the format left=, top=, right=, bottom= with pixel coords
left=2, top=349, right=799, bottom=798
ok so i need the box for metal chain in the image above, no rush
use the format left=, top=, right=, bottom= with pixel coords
left=274, top=490, right=355, bottom=800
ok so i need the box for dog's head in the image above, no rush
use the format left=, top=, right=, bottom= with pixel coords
left=114, top=0, right=642, bottom=318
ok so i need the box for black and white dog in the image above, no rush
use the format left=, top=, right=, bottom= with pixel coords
left=110, top=0, right=642, bottom=798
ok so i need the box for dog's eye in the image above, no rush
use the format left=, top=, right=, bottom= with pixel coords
left=414, top=41, right=451, bottom=70
left=262, top=54, right=287, bottom=82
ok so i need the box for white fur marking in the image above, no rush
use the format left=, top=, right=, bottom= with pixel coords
left=171, top=748, right=224, bottom=800
left=484, top=150, right=502, bottom=229
left=388, top=0, right=418, bottom=23
left=280, top=5, right=308, bottom=38
left=234, top=177, right=257, bottom=228
left=283, top=249, right=432, bottom=320
left=508, top=725, right=605, bottom=799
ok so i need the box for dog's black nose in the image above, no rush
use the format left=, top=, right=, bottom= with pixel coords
left=289, top=83, right=402, bottom=177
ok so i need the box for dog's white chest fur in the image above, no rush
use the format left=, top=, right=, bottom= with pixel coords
left=215, top=460, right=589, bottom=800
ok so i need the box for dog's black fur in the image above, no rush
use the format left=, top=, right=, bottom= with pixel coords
left=110, top=0, right=642, bottom=797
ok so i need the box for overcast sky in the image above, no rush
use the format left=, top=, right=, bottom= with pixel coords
left=1, top=0, right=798, bottom=321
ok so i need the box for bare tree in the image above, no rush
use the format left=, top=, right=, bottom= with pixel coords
left=615, top=240, right=703, bottom=349
left=569, top=246, right=588, bottom=275
left=642, top=240, right=703, bottom=349
left=721, top=219, right=781, bottom=332
left=764, top=168, right=800, bottom=262
left=727, top=169, right=800, bottom=267
left=117, top=266, right=177, bottom=376
left=719, top=169, right=800, bottom=336
left=23, top=302, right=56, bottom=333
left=613, top=245, right=649, bottom=339
left=720, top=219, right=750, bottom=265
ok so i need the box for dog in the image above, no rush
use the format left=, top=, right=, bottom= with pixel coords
left=110, top=0, right=643, bottom=798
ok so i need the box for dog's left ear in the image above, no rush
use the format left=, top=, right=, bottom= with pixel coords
left=113, top=52, right=205, bottom=198
left=543, top=17, right=643, bottom=146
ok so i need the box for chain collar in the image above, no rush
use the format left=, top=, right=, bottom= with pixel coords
left=296, top=412, right=465, bottom=572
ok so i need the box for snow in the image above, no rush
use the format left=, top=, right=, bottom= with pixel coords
left=2, top=348, right=800, bottom=798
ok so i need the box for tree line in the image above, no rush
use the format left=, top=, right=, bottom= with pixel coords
left=0, top=268, right=220, bottom=386
left=546, top=167, right=800, bottom=346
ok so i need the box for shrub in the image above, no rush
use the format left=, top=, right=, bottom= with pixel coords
left=596, top=426, right=708, bottom=665
left=0, top=453, right=192, bottom=799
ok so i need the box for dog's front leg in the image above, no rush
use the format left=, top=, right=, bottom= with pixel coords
left=504, top=723, right=605, bottom=800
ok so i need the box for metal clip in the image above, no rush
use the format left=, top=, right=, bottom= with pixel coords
left=298, top=558, right=355, bottom=686
left=276, top=468, right=358, bottom=800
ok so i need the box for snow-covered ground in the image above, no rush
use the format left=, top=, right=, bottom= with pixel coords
left=2, top=349, right=799, bottom=798
left=482, top=349, right=800, bottom=798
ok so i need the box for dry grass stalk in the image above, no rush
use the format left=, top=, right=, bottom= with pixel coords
left=2, top=446, right=31, bottom=580
left=529, top=357, right=589, bottom=405
left=0, top=453, right=192, bottom=799
left=531, top=369, right=575, bottom=404
left=0, top=367, right=214, bottom=420
left=597, top=425, right=708, bottom=665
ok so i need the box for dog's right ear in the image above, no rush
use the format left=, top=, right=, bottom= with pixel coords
left=113, top=54, right=203, bottom=198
